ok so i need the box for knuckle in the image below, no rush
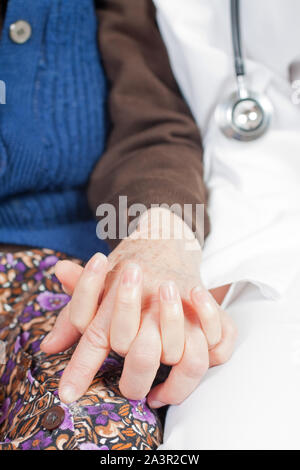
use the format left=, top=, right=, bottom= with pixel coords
left=184, top=356, right=208, bottom=378
left=110, top=340, right=129, bottom=358
left=132, top=350, right=160, bottom=372
left=70, top=361, right=91, bottom=381
left=208, top=329, right=222, bottom=348
left=74, top=278, right=94, bottom=300
left=84, top=323, right=109, bottom=351
left=162, top=350, right=182, bottom=366
left=162, top=391, right=188, bottom=406
left=117, top=296, right=136, bottom=313
left=202, top=308, right=219, bottom=324
left=119, top=382, right=146, bottom=401
left=132, top=354, right=153, bottom=372
left=70, top=315, right=86, bottom=334
left=169, top=397, right=184, bottom=406
left=213, top=347, right=231, bottom=365
left=213, top=350, right=227, bottom=365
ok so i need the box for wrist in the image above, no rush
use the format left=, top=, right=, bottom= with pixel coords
left=129, top=207, right=201, bottom=252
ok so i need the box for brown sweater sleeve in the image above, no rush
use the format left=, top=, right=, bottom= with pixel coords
left=88, top=0, right=209, bottom=249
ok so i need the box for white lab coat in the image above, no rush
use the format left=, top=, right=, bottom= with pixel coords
left=154, top=0, right=300, bottom=299
left=153, top=0, right=300, bottom=449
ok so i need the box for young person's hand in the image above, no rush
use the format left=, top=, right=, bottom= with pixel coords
left=41, top=208, right=237, bottom=407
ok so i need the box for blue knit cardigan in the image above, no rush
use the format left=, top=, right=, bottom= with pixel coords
left=0, top=0, right=109, bottom=260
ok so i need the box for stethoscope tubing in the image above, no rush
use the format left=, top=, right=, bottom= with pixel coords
left=215, top=0, right=273, bottom=141
left=231, top=0, right=245, bottom=77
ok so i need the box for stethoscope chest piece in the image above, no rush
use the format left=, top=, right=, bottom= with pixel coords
left=216, top=0, right=274, bottom=142
left=215, top=89, right=273, bottom=141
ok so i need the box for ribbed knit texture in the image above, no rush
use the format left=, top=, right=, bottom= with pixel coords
left=0, top=0, right=109, bottom=260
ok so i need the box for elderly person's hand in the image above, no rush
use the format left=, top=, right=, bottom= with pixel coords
left=41, top=208, right=237, bottom=408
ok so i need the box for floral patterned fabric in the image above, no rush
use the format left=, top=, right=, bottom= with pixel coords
left=0, top=249, right=162, bottom=450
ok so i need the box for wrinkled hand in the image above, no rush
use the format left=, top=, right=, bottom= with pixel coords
left=41, top=209, right=237, bottom=408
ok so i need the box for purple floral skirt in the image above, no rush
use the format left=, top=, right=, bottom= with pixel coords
left=0, top=249, right=162, bottom=450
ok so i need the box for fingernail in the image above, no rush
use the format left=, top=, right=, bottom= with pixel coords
left=61, top=284, right=71, bottom=295
left=121, top=263, right=141, bottom=286
left=160, top=281, right=177, bottom=302
left=86, top=253, right=107, bottom=274
left=40, top=330, right=55, bottom=347
left=59, top=384, right=78, bottom=404
left=192, top=285, right=208, bottom=303
left=149, top=400, right=165, bottom=409
left=192, top=287, right=215, bottom=314
left=55, top=260, right=63, bottom=272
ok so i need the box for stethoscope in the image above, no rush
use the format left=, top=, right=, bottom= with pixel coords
left=215, top=0, right=273, bottom=141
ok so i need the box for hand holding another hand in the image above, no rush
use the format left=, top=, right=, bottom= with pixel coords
left=41, top=209, right=237, bottom=408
